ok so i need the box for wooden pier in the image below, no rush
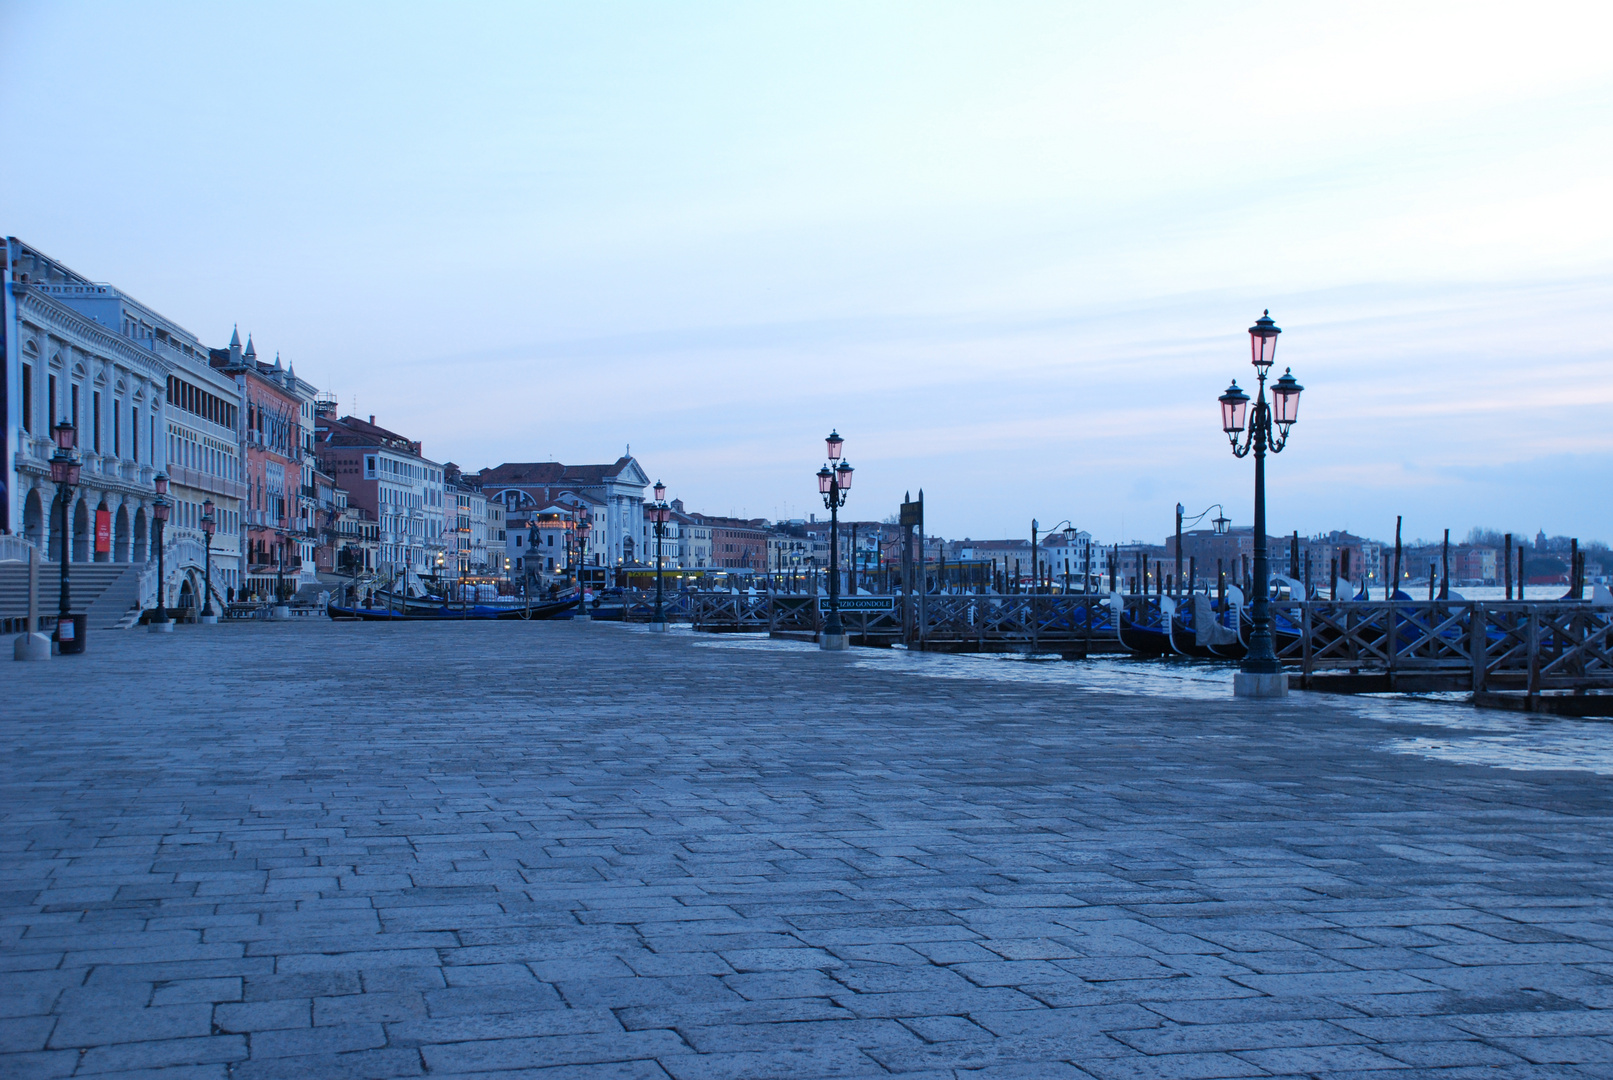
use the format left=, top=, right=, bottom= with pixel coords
left=676, top=591, right=1613, bottom=712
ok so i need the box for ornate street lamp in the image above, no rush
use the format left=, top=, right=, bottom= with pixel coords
left=649, top=481, right=671, bottom=632
left=150, top=471, right=173, bottom=632
left=49, top=421, right=81, bottom=649
left=817, top=431, right=854, bottom=650
left=1220, top=310, right=1303, bottom=697
left=574, top=504, right=592, bottom=622
left=200, top=498, right=218, bottom=622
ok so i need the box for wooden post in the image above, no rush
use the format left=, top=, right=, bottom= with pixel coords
left=1503, top=532, right=1513, bottom=600
left=1518, top=544, right=1526, bottom=601
left=1428, top=565, right=1436, bottom=602
left=1470, top=599, right=1487, bottom=694
left=900, top=519, right=913, bottom=647
left=916, top=491, right=926, bottom=650
left=1393, top=516, right=1402, bottom=599
left=1526, top=609, right=1541, bottom=697
left=1330, top=557, right=1338, bottom=601
left=1571, top=538, right=1581, bottom=599
left=1301, top=598, right=1313, bottom=687
left=1188, top=556, right=1196, bottom=595
left=1386, top=578, right=1398, bottom=681
left=1290, top=531, right=1299, bottom=581
left=1440, top=529, right=1450, bottom=600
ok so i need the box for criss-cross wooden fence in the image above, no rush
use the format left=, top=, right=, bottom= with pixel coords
left=680, top=591, right=1613, bottom=696
left=1275, top=599, right=1613, bottom=693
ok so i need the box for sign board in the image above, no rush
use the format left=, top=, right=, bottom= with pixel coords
left=818, top=595, right=895, bottom=613
left=899, top=500, right=922, bottom=528
left=95, top=509, right=111, bottom=553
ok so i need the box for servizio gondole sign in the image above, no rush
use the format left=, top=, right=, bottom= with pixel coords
left=816, top=596, right=894, bottom=613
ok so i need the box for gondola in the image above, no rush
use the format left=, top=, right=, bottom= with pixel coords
left=327, top=595, right=579, bottom=621
left=1115, top=593, right=1174, bottom=655
left=1169, top=591, right=1245, bottom=659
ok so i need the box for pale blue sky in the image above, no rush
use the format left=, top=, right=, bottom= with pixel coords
left=4, top=2, right=1609, bottom=544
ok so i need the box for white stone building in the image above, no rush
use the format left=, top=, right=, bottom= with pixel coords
left=3, top=238, right=225, bottom=613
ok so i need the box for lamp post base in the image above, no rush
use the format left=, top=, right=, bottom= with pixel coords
left=271, top=605, right=291, bottom=620
left=199, top=613, right=219, bottom=624
left=820, top=632, right=849, bottom=651
left=149, top=619, right=174, bottom=634
left=1233, top=671, right=1288, bottom=698
left=648, top=621, right=668, bottom=633
left=573, top=612, right=590, bottom=623
left=14, top=633, right=50, bottom=661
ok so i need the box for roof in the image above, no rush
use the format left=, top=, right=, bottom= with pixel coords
left=317, top=414, right=422, bottom=456
left=477, top=457, right=644, bottom=486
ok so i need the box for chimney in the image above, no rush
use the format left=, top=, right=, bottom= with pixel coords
left=369, top=415, right=375, bottom=425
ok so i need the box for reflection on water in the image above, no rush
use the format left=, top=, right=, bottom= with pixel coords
left=677, top=630, right=1613, bottom=777
left=1387, top=732, right=1613, bottom=776
left=853, top=649, right=1238, bottom=701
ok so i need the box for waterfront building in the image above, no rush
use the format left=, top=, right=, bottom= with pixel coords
left=328, top=488, right=380, bottom=577
left=672, top=503, right=711, bottom=569
left=313, top=408, right=446, bottom=587
left=476, top=457, right=650, bottom=569
left=691, top=514, right=768, bottom=572
left=2, top=239, right=215, bottom=613
left=767, top=530, right=812, bottom=576
left=444, top=463, right=491, bottom=578
left=638, top=499, right=681, bottom=569
left=488, top=499, right=506, bottom=575
left=211, top=334, right=304, bottom=600
left=1455, top=545, right=1498, bottom=586
left=508, top=498, right=592, bottom=579
left=1040, top=530, right=1096, bottom=589
left=953, top=539, right=1031, bottom=585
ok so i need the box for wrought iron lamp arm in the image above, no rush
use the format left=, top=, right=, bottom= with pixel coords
left=1180, top=505, right=1226, bottom=529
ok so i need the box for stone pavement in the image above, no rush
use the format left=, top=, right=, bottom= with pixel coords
left=3, top=621, right=1613, bottom=1080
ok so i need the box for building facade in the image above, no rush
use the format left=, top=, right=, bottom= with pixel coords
left=314, top=409, right=446, bottom=585
left=476, top=457, right=650, bottom=569
left=4, top=239, right=190, bottom=608
left=214, top=334, right=304, bottom=600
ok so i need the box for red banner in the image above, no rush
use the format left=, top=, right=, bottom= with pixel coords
left=95, top=509, right=111, bottom=553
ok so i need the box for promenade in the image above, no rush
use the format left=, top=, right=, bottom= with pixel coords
left=3, top=623, right=1612, bottom=1079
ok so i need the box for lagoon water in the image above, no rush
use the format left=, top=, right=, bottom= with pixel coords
left=688, top=627, right=1613, bottom=779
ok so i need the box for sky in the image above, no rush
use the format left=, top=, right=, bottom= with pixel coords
left=3, top=1, right=1610, bottom=546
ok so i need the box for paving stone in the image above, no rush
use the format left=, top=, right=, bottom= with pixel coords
left=6, top=623, right=1613, bottom=1078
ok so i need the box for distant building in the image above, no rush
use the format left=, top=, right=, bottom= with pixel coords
left=693, top=514, right=768, bottom=572
left=477, top=457, right=650, bottom=568
left=443, top=463, right=490, bottom=578
left=314, top=409, right=447, bottom=585
left=327, top=488, right=379, bottom=577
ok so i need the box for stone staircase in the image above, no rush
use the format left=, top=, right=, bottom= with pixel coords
left=0, top=562, right=146, bottom=630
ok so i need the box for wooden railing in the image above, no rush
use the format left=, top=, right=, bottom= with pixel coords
left=1269, top=598, right=1613, bottom=693
left=679, top=590, right=1613, bottom=694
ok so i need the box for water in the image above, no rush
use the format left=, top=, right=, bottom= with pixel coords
left=665, top=626, right=1613, bottom=777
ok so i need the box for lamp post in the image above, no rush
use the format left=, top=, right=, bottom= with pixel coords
left=49, top=421, right=82, bottom=649
left=200, top=498, right=218, bottom=623
left=150, top=471, right=173, bottom=632
left=1176, top=504, right=1227, bottom=595
left=649, top=481, right=670, bottom=632
left=817, top=430, right=854, bottom=650
left=574, top=505, right=591, bottom=622
left=1219, top=310, right=1303, bottom=698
